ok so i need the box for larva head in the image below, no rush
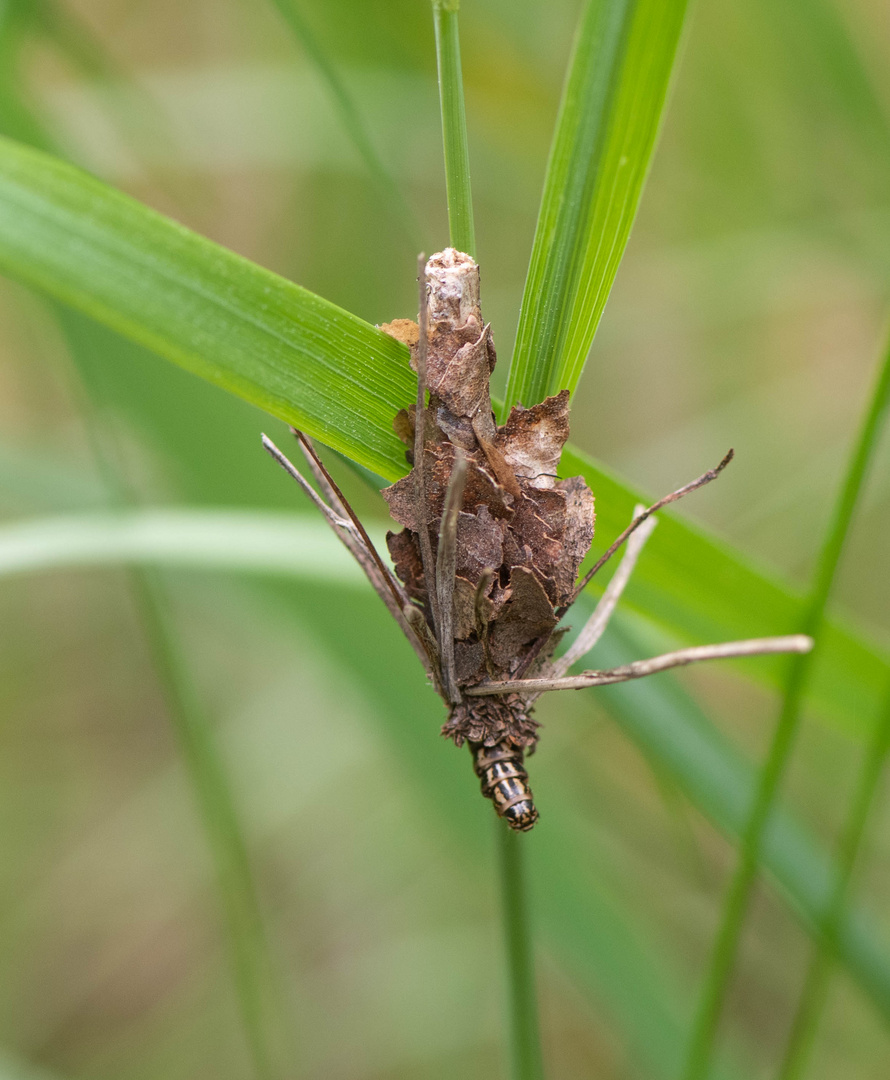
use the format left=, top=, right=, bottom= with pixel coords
left=503, top=799, right=539, bottom=832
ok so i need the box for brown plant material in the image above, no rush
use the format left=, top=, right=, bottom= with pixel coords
left=264, top=248, right=812, bottom=833
left=381, top=249, right=595, bottom=752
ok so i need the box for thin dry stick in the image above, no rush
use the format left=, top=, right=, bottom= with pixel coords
left=565, top=449, right=734, bottom=611
left=290, top=430, right=442, bottom=672
left=262, top=434, right=434, bottom=673
left=263, top=434, right=351, bottom=528
left=466, top=636, right=813, bottom=696
left=293, top=430, right=408, bottom=611
left=294, top=428, right=353, bottom=516
left=413, top=254, right=442, bottom=641
left=436, top=449, right=468, bottom=702
left=549, top=506, right=656, bottom=680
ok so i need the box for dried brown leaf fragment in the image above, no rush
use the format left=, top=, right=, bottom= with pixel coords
left=380, top=249, right=595, bottom=753
left=268, top=249, right=808, bottom=832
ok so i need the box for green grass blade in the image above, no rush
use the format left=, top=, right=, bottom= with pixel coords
left=505, top=0, right=687, bottom=412
left=0, top=510, right=367, bottom=580
left=683, top=330, right=890, bottom=1080
left=433, top=0, right=475, bottom=256
left=264, top=0, right=420, bottom=245
left=595, top=618, right=890, bottom=1027
left=129, top=568, right=290, bottom=1078
left=777, top=678, right=890, bottom=1079
left=0, top=135, right=415, bottom=481
left=497, top=827, right=544, bottom=1080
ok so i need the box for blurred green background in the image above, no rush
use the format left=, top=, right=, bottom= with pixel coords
left=1, top=0, right=890, bottom=1077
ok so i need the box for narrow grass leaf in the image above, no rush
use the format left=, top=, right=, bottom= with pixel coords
left=683, top=330, right=890, bottom=1080
left=433, top=0, right=475, bottom=256
left=0, top=510, right=367, bottom=581
left=497, top=826, right=544, bottom=1080
left=0, top=136, right=415, bottom=481
left=505, top=0, right=687, bottom=412
left=595, top=618, right=890, bottom=1028
left=777, top=679, right=890, bottom=1078
left=263, top=0, right=420, bottom=245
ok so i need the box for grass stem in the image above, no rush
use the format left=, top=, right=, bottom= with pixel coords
left=433, top=1, right=476, bottom=255
left=430, top=5, right=540, bottom=1072
left=776, top=678, right=890, bottom=1080
left=682, top=329, right=890, bottom=1080
left=267, top=0, right=422, bottom=247
left=59, top=304, right=292, bottom=1080
left=497, top=824, right=545, bottom=1080
left=127, top=568, right=286, bottom=1080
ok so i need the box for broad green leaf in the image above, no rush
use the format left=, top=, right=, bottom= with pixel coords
left=505, top=0, right=688, bottom=411
left=0, top=136, right=415, bottom=481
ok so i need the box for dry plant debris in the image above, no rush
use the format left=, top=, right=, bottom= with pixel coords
left=264, top=249, right=812, bottom=831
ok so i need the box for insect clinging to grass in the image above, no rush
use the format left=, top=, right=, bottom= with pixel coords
left=263, top=248, right=812, bottom=831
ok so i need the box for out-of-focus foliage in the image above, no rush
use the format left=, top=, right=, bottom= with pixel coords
left=1, top=1, right=889, bottom=1079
